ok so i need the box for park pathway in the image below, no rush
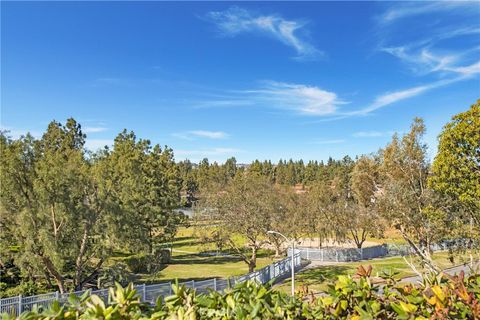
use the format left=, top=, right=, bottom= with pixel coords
left=399, top=262, right=479, bottom=284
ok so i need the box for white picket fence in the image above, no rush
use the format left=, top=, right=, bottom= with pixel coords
left=0, top=253, right=301, bottom=317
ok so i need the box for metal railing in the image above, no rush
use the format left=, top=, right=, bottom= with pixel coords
left=0, top=253, right=301, bottom=317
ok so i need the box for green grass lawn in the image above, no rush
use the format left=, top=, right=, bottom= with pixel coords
left=139, top=254, right=275, bottom=283
left=275, top=251, right=474, bottom=294
left=144, top=225, right=411, bottom=285
left=131, top=226, right=279, bottom=284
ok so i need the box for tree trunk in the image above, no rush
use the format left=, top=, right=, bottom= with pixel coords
left=41, top=255, right=65, bottom=293
left=44, top=269, right=54, bottom=289
left=148, top=227, right=154, bottom=255
left=399, top=228, right=440, bottom=273
left=248, top=247, right=257, bottom=273
left=51, top=204, right=58, bottom=243
left=78, top=259, right=104, bottom=290
left=74, top=225, right=89, bottom=289
left=274, top=246, right=281, bottom=257
left=352, top=230, right=367, bottom=248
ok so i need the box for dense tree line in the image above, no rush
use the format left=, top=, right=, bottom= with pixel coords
left=0, top=120, right=184, bottom=293
left=177, top=156, right=357, bottom=201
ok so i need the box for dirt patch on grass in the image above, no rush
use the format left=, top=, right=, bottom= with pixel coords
left=296, top=238, right=381, bottom=248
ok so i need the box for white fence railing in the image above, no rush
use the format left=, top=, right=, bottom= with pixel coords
left=0, top=253, right=301, bottom=317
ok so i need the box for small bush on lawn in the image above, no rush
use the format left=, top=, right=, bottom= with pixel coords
left=123, top=253, right=151, bottom=273
left=7, top=266, right=480, bottom=319
left=123, top=250, right=169, bottom=274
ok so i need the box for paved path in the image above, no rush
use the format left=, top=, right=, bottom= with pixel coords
left=171, top=248, right=197, bottom=254
left=399, top=262, right=479, bottom=284
left=286, top=260, right=479, bottom=295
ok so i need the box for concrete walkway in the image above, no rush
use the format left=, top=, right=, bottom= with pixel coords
left=399, top=262, right=479, bottom=284
left=283, top=259, right=479, bottom=295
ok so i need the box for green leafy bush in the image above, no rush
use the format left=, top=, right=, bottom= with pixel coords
left=1, top=281, right=41, bottom=299
left=122, top=250, right=169, bottom=274
left=123, top=254, right=151, bottom=273
left=5, top=266, right=480, bottom=319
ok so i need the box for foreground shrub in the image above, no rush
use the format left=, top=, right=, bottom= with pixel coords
left=5, top=266, right=480, bottom=319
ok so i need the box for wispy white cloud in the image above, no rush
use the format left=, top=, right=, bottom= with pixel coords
left=361, top=85, right=431, bottom=114
left=248, top=81, right=345, bottom=116
left=445, top=60, right=480, bottom=76
left=369, top=1, right=480, bottom=117
left=83, top=126, right=108, bottom=133
left=188, top=81, right=345, bottom=116
left=382, top=46, right=480, bottom=77
left=186, top=72, right=473, bottom=120
left=172, top=130, right=229, bottom=140
left=378, top=1, right=480, bottom=79
left=379, top=2, right=477, bottom=25
left=84, top=139, right=113, bottom=151
left=190, top=130, right=228, bottom=139
left=1, top=125, right=112, bottom=151
left=205, top=7, right=322, bottom=60
left=0, top=126, right=42, bottom=139
left=351, top=76, right=467, bottom=116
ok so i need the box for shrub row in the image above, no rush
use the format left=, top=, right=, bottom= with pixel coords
left=5, top=266, right=480, bottom=319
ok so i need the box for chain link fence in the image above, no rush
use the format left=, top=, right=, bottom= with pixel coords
left=0, top=253, right=301, bottom=317
left=289, top=239, right=474, bottom=262
left=288, top=245, right=389, bottom=262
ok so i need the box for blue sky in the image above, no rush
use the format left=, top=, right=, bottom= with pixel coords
left=2, top=1, right=479, bottom=163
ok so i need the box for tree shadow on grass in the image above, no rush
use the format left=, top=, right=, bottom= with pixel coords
left=170, top=253, right=244, bottom=265
left=294, top=266, right=351, bottom=288
left=139, top=276, right=239, bottom=285
left=170, top=236, right=199, bottom=248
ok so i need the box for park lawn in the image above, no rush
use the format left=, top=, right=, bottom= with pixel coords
left=139, top=255, right=275, bottom=283
left=275, top=251, right=472, bottom=294
left=171, top=226, right=253, bottom=254
left=136, top=226, right=278, bottom=283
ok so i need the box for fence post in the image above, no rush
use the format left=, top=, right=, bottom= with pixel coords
left=360, top=248, right=363, bottom=260
left=191, top=280, right=195, bottom=290
left=169, top=282, right=173, bottom=295
left=142, top=284, right=146, bottom=302
left=17, top=294, right=22, bottom=316
left=321, top=249, right=324, bottom=262
left=55, top=291, right=59, bottom=301
left=213, top=278, right=217, bottom=291
left=336, top=251, right=339, bottom=262
left=306, top=248, right=309, bottom=260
